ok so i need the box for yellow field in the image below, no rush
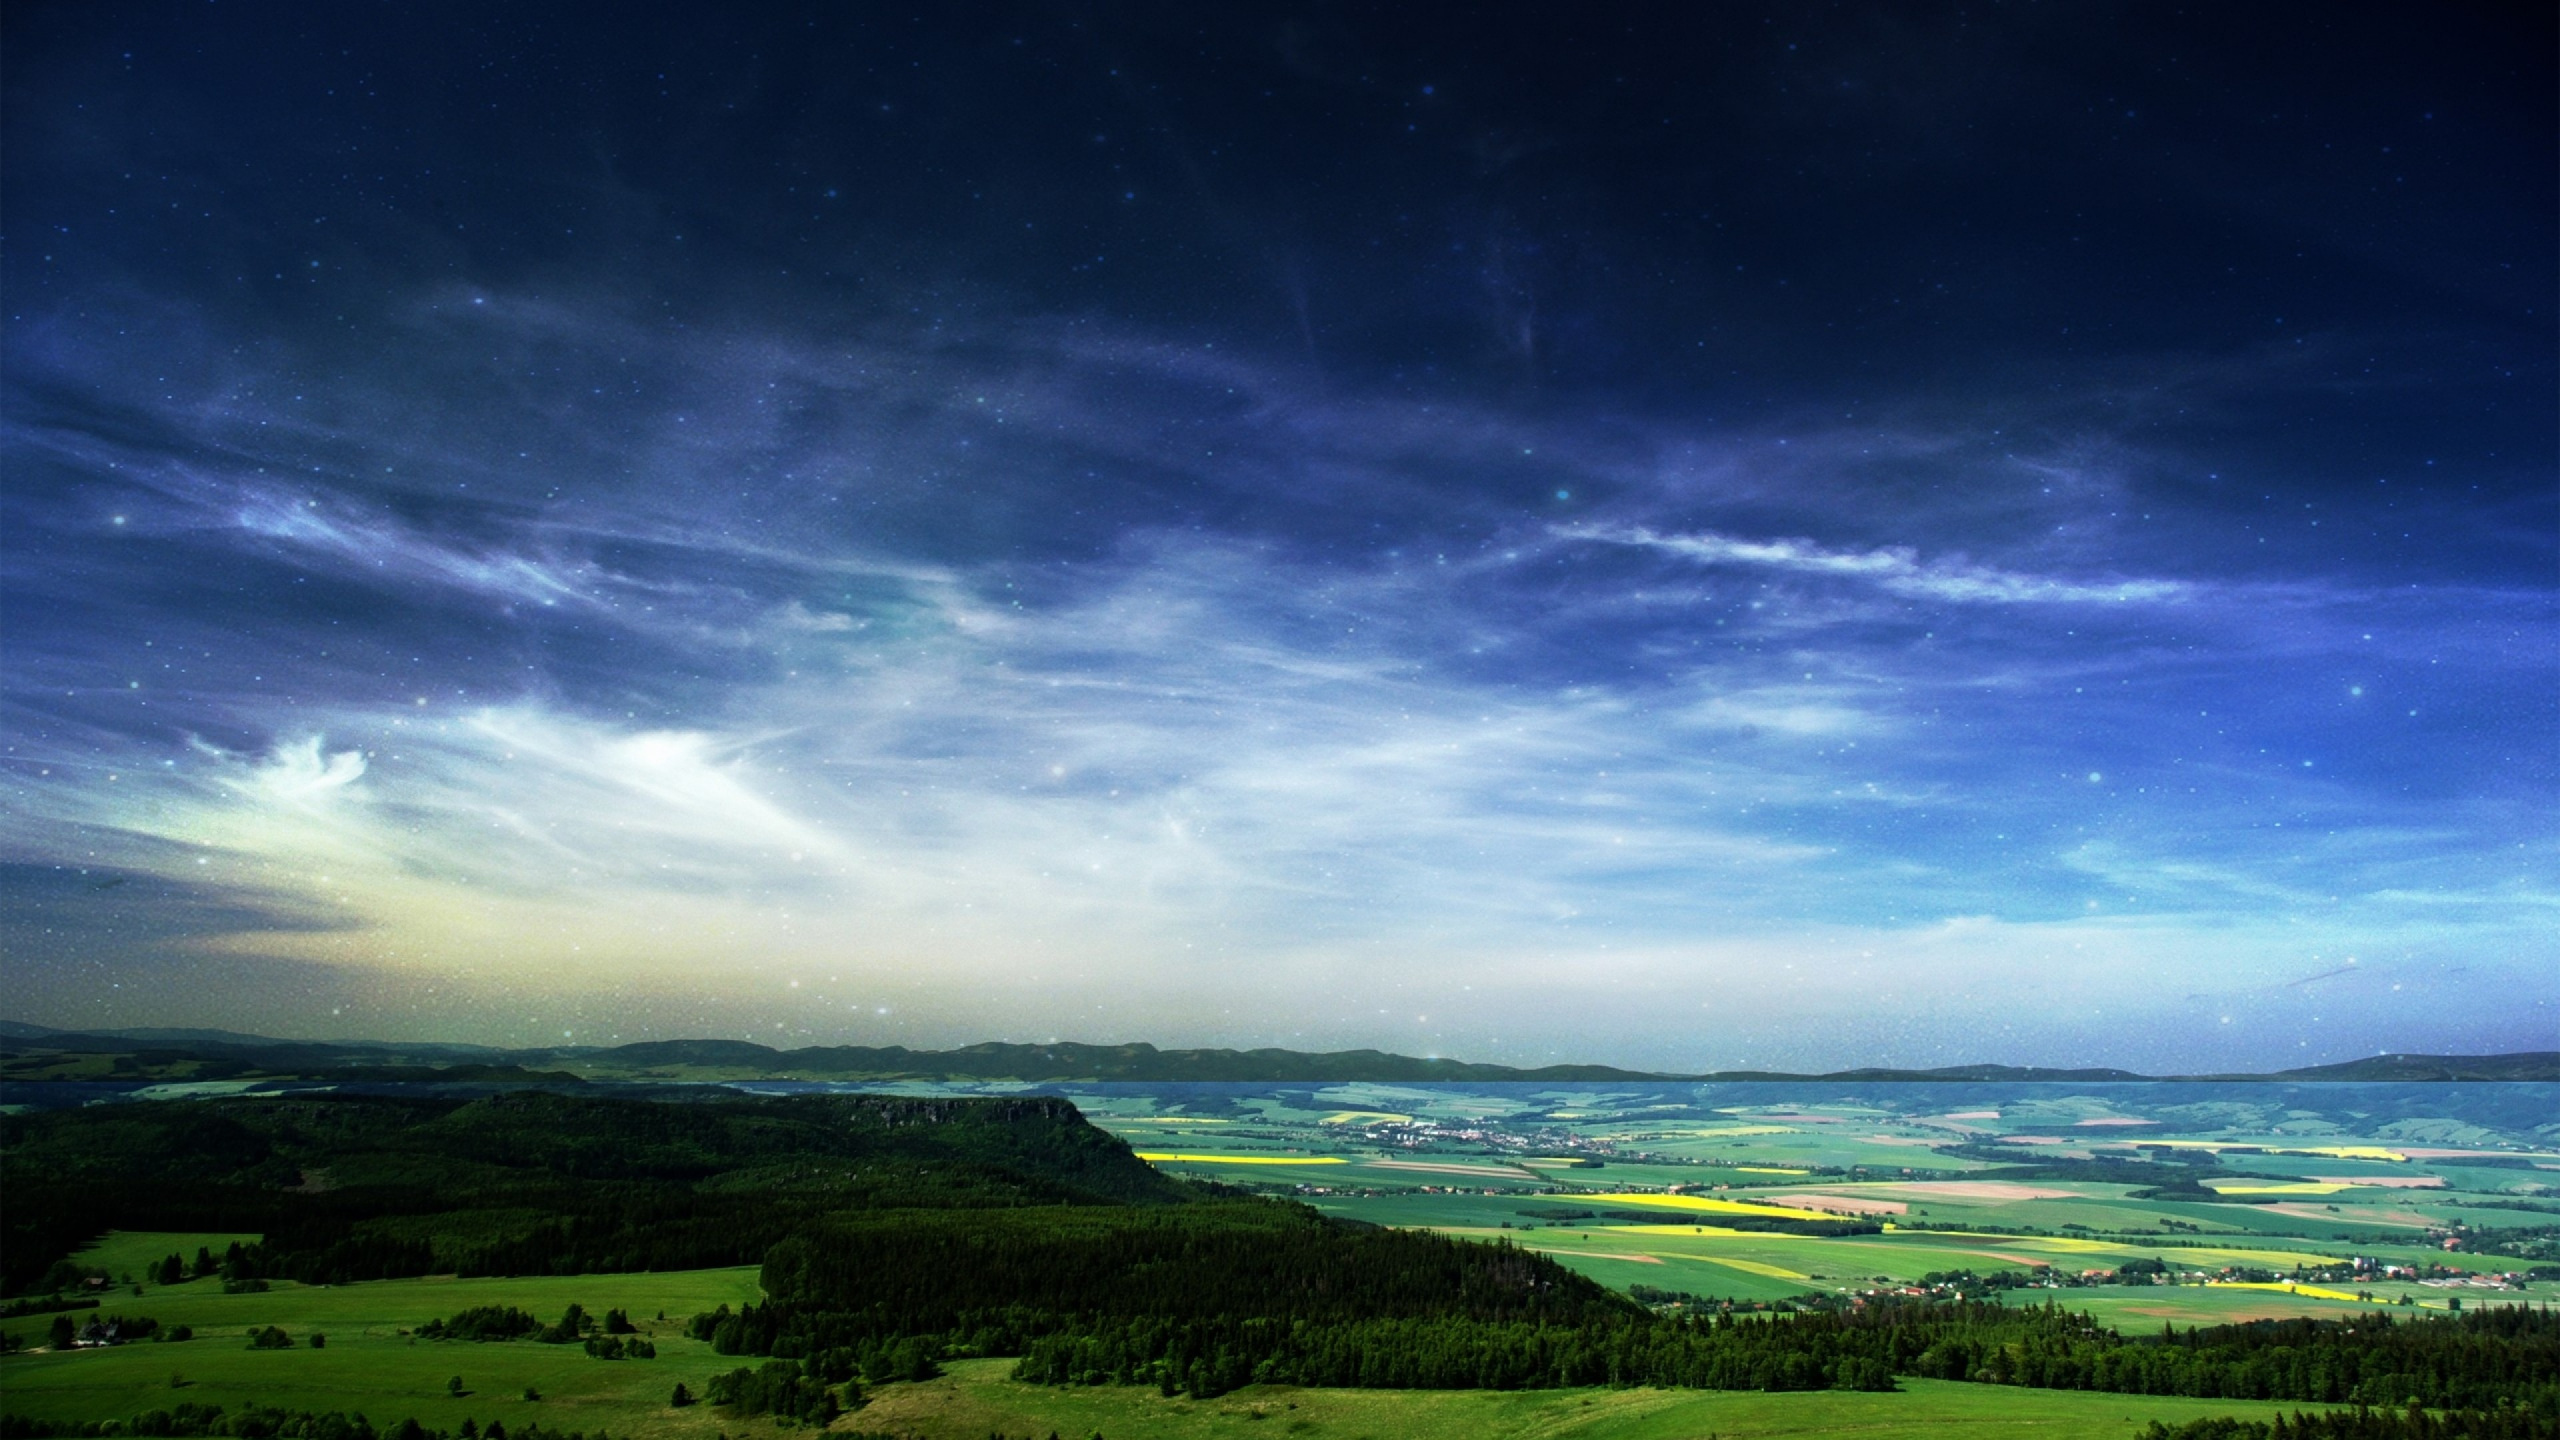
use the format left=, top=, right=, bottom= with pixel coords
left=1895, top=1231, right=2344, bottom=1268
left=1134, top=1152, right=1347, bottom=1165
left=1321, top=1111, right=1411, bottom=1124
left=2130, top=1140, right=2409, bottom=1163
left=2205, top=1182, right=2353, bottom=1196
left=1587, top=1192, right=1835, bottom=1220
left=2210, top=1282, right=2372, bottom=1303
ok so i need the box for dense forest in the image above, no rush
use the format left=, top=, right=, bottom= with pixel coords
left=997, top=1303, right=2560, bottom=1411
left=0, top=1091, right=1186, bottom=1293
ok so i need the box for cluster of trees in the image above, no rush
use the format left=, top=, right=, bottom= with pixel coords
left=755, top=1203, right=1626, bottom=1331
left=686, top=1309, right=939, bottom=1387
left=415, top=1308, right=540, bottom=1342
left=1627, top=1284, right=1715, bottom=1309
left=1916, top=1266, right=2050, bottom=1295
left=0, top=1407, right=623, bottom=1440
left=1010, top=1311, right=1899, bottom=1396
left=3, top=1091, right=1188, bottom=1293
left=148, top=1251, right=222, bottom=1287
left=2467, top=1228, right=2560, bottom=1265
left=413, top=1304, right=650, bottom=1357
left=39, top=1314, right=176, bottom=1349
left=1, top=1296, right=98, bottom=1320
left=998, top=1305, right=2558, bottom=1408
left=1897, top=1305, right=2560, bottom=1413
left=2142, top=1408, right=2560, bottom=1439
left=699, top=1361, right=845, bottom=1424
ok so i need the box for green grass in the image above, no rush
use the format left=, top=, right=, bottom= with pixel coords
left=65, top=1233, right=265, bottom=1285
left=1, top=1266, right=2345, bottom=1440
left=1, top=1267, right=765, bottom=1437
left=12, top=1264, right=766, bottom=1339
left=759, top=1358, right=2319, bottom=1439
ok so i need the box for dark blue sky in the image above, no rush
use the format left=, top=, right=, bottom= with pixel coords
left=4, top=3, right=2552, bottom=1068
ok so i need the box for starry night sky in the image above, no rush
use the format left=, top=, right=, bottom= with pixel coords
left=3, top=4, right=2552, bottom=1069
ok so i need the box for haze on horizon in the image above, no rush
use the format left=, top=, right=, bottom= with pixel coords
left=3, top=5, right=2552, bottom=1075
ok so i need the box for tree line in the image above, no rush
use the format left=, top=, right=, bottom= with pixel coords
left=2142, top=1408, right=2558, bottom=1439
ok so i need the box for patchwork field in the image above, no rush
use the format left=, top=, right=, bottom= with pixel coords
left=1053, top=1078, right=2559, bottom=1320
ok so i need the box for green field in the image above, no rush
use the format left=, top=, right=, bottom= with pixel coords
left=0, top=1257, right=2322, bottom=1440
left=1062, top=1079, right=2559, bottom=1325
left=855, top=1360, right=2315, bottom=1439
left=1, top=1263, right=763, bottom=1435
left=65, top=1233, right=263, bottom=1286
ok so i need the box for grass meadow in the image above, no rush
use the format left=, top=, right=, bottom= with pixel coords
left=2, top=1257, right=2319, bottom=1440
left=65, top=1235, right=264, bottom=1285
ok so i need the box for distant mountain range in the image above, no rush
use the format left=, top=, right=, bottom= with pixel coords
left=1, top=1019, right=2552, bottom=1083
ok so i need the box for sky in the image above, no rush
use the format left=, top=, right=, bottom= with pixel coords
left=2, top=4, right=2553, bottom=1072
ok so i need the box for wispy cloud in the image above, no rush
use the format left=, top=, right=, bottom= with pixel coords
left=5, top=290, right=2549, bottom=1064
left=1562, top=524, right=2193, bottom=605
left=231, top=488, right=602, bottom=611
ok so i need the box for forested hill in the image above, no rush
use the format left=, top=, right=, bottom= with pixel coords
left=590, top=1038, right=1665, bottom=1081
left=0, top=1090, right=1190, bottom=1294
left=5, top=1021, right=2554, bottom=1081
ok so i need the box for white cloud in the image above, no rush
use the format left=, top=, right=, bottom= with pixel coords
left=228, top=736, right=368, bottom=805
left=11, top=292, right=2549, bottom=1061
left=231, top=487, right=602, bottom=610
left=1566, top=524, right=2192, bottom=604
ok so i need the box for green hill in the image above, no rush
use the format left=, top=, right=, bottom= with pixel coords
left=0, top=1089, right=1188, bottom=1294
